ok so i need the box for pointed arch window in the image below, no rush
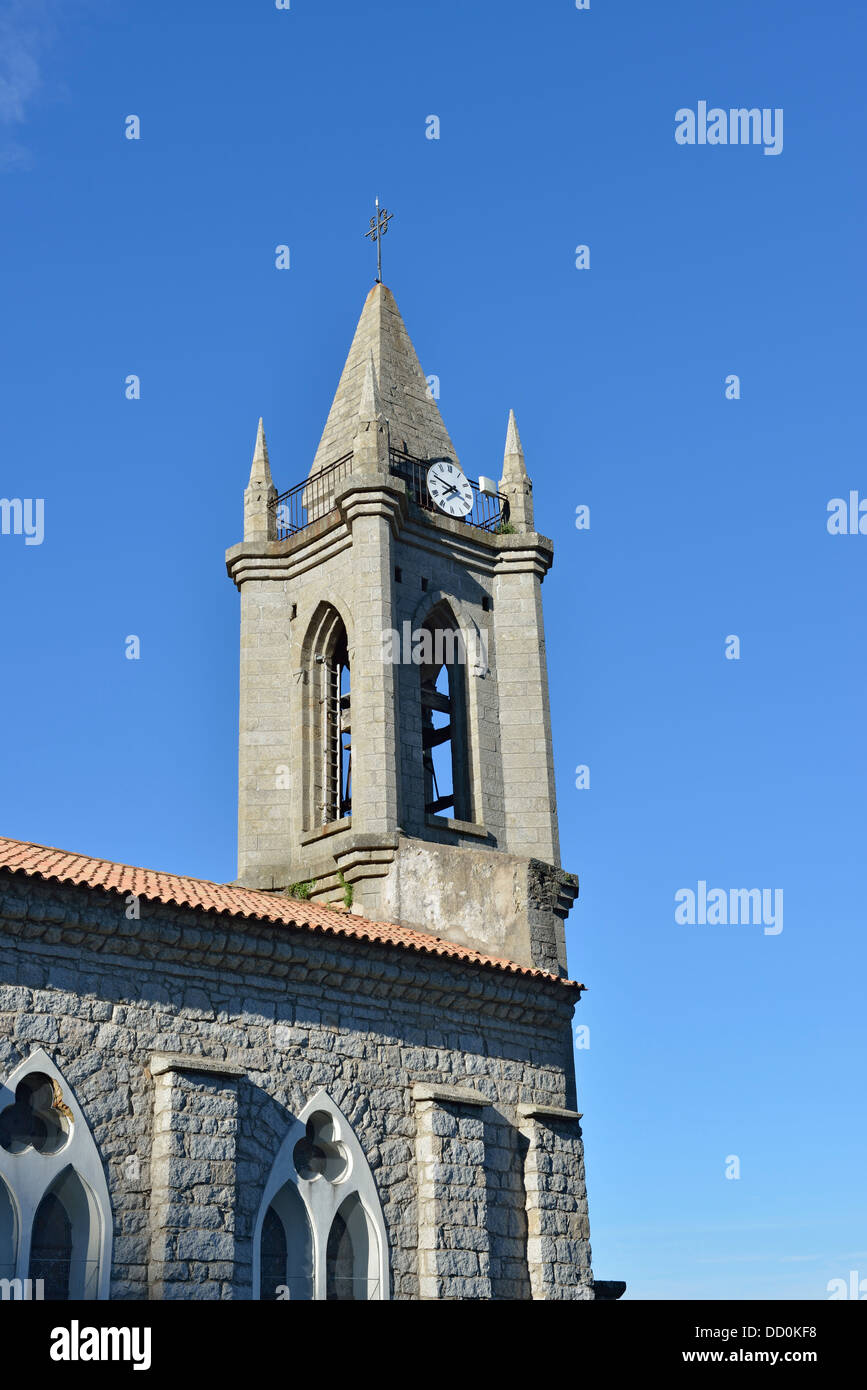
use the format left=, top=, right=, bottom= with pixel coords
left=254, top=1092, right=389, bottom=1301
left=30, top=1185, right=72, bottom=1299
left=304, top=607, right=352, bottom=828
left=260, top=1204, right=287, bottom=1293
left=0, top=1177, right=15, bottom=1283
left=420, top=605, right=472, bottom=822
left=326, top=1192, right=374, bottom=1301
left=0, top=1050, right=112, bottom=1300
left=260, top=1181, right=314, bottom=1300
left=324, top=627, right=352, bottom=824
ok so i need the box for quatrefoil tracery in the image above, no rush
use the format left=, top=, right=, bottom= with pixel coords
left=0, top=1072, right=72, bottom=1156
left=292, top=1110, right=348, bottom=1183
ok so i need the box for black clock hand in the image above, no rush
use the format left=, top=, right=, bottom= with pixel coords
left=441, top=482, right=468, bottom=501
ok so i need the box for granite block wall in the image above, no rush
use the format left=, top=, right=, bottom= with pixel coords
left=0, top=871, right=594, bottom=1300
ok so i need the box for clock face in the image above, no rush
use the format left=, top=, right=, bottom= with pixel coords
left=426, top=460, right=473, bottom=518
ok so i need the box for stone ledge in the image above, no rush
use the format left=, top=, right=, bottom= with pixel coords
left=412, top=1083, right=490, bottom=1108
left=150, top=1054, right=246, bottom=1079
left=517, top=1103, right=583, bottom=1123
left=299, top=817, right=353, bottom=847
left=424, top=815, right=490, bottom=840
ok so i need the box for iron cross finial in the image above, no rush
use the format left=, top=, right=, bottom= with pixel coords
left=365, top=197, right=393, bottom=284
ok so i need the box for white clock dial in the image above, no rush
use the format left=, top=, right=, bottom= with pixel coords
left=426, top=460, right=473, bottom=518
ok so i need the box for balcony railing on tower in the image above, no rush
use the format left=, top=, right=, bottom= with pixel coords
left=387, top=450, right=507, bottom=532
left=269, top=453, right=354, bottom=539
left=268, top=450, right=508, bottom=541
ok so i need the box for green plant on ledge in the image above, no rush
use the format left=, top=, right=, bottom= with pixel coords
left=336, top=870, right=354, bottom=909
left=494, top=520, right=516, bottom=534
left=287, top=879, right=316, bottom=901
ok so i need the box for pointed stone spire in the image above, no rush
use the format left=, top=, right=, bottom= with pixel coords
left=244, top=416, right=277, bottom=542
left=502, top=409, right=526, bottom=480
left=498, top=408, right=534, bottom=531
left=309, top=283, right=458, bottom=478
left=249, top=416, right=273, bottom=486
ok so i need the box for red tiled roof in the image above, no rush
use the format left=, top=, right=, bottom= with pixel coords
left=0, top=835, right=581, bottom=990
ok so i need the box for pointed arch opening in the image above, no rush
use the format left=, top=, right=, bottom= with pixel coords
left=259, top=1182, right=314, bottom=1301
left=0, top=1177, right=16, bottom=1282
left=0, top=1050, right=113, bottom=1299
left=326, top=626, right=352, bottom=824
left=420, top=603, right=472, bottom=822
left=29, top=1168, right=100, bottom=1300
left=253, top=1090, right=389, bottom=1300
left=326, top=1192, right=380, bottom=1301
left=303, top=605, right=353, bottom=829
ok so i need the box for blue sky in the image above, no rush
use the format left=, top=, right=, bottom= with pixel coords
left=1, top=0, right=865, bottom=1300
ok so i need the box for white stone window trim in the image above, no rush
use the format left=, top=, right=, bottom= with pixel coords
left=0, top=1048, right=113, bottom=1299
left=252, top=1089, right=390, bottom=1301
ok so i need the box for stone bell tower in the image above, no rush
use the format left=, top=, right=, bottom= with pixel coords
left=226, top=282, right=578, bottom=974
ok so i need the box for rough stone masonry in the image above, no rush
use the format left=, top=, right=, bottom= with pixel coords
left=0, top=859, right=596, bottom=1299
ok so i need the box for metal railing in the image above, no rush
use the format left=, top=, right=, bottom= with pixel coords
left=270, top=453, right=354, bottom=540
left=268, top=449, right=509, bottom=541
left=388, top=449, right=508, bottom=532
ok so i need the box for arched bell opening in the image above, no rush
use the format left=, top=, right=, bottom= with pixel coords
left=301, top=605, right=353, bottom=830
left=420, top=604, right=471, bottom=822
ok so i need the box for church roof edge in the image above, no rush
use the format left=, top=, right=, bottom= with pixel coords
left=0, top=835, right=582, bottom=991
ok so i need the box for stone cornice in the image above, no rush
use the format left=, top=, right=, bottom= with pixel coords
left=401, top=519, right=501, bottom=574
left=226, top=474, right=555, bottom=588
left=493, top=539, right=554, bottom=580
left=225, top=471, right=411, bottom=589
left=335, top=474, right=408, bottom=536
left=225, top=523, right=353, bottom=588
left=402, top=517, right=553, bottom=580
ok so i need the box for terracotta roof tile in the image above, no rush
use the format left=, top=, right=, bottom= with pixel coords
left=0, top=835, right=582, bottom=991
